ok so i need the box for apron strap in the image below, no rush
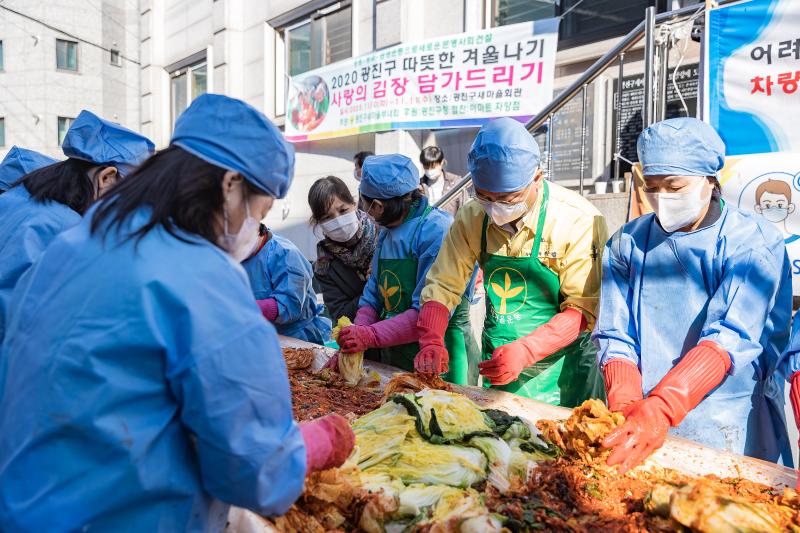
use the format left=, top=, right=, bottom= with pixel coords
left=531, top=180, right=549, bottom=258
left=480, top=215, right=489, bottom=254
left=407, top=204, right=434, bottom=256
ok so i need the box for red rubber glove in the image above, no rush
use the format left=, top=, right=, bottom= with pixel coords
left=603, top=340, right=731, bottom=473
left=414, top=301, right=451, bottom=375
left=256, top=298, right=278, bottom=321
left=479, top=307, right=586, bottom=386
left=338, top=325, right=377, bottom=353
left=789, top=371, right=800, bottom=489
left=299, top=414, right=355, bottom=472
left=603, top=358, right=644, bottom=412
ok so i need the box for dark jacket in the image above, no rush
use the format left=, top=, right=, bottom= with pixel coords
left=314, top=253, right=366, bottom=321
left=421, top=170, right=471, bottom=217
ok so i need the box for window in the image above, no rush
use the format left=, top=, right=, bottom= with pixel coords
left=56, top=39, right=78, bottom=71
left=57, top=116, right=74, bottom=146
left=375, top=0, right=401, bottom=49
left=493, top=0, right=664, bottom=49
left=286, top=5, right=352, bottom=77
left=170, top=61, right=208, bottom=126
left=0, top=41, right=4, bottom=71
left=110, top=49, right=121, bottom=66
left=494, top=0, right=555, bottom=27
left=0, top=118, right=5, bottom=147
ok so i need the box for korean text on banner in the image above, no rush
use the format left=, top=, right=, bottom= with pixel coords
left=706, top=0, right=800, bottom=155
left=285, top=19, right=559, bottom=142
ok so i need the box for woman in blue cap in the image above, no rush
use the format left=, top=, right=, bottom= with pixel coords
left=0, top=94, right=354, bottom=531
left=415, top=118, right=607, bottom=407
left=595, top=117, right=793, bottom=472
left=241, top=223, right=332, bottom=344
left=334, top=153, right=472, bottom=373
left=0, top=112, right=154, bottom=340
left=0, top=146, right=58, bottom=193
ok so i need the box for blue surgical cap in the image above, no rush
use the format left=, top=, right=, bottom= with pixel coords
left=359, top=154, right=420, bottom=200
left=468, top=117, right=540, bottom=193
left=62, top=110, right=155, bottom=177
left=637, top=117, right=726, bottom=177
left=171, top=94, right=295, bottom=199
left=0, top=146, right=59, bottom=192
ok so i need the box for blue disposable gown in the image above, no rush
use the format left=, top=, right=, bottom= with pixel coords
left=359, top=197, right=455, bottom=312
left=0, top=185, right=80, bottom=341
left=242, top=233, right=332, bottom=344
left=778, top=313, right=800, bottom=382
left=592, top=206, right=793, bottom=465
left=0, top=207, right=306, bottom=532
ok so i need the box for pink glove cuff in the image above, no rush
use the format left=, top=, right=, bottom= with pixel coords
left=354, top=306, right=379, bottom=326
left=520, top=307, right=586, bottom=362
left=372, top=308, right=420, bottom=348
left=299, top=421, right=333, bottom=472
left=257, top=298, right=279, bottom=321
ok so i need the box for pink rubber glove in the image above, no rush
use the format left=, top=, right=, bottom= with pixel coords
left=299, top=414, right=355, bottom=473
left=479, top=307, right=586, bottom=386
left=338, top=325, right=378, bottom=353
left=603, top=358, right=644, bottom=412
left=371, top=308, right=419, bottom=347
left=256, top=298, right=278, bottom=321
left=414, top=301, right=451, bottom=375
left=353, top=306, right=379, bottom=326
left=603, top=341, right=731, bottom=473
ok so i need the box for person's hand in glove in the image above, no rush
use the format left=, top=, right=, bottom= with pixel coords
left=338, top=325, right=377, bottom=353
left=299, top=413, right=355, bottom=472
left=603, top=358, right=643, bottom=412
left=602, top=396, right=671, bottom=473
left=414, top=301, right=451, bottom=375
left=479, top=307, right=586, bottom=386
left=603, top=340, right=731, bottom=473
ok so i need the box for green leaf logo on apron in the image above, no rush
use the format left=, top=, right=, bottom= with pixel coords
left=487, top=268, right=527, bottom=316
left=379, top=270, right=402, bottom=312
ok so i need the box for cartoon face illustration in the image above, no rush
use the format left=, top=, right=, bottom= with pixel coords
left=754, top=179, right=795, bottom=223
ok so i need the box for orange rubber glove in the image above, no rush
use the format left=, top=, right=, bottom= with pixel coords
left=603, top=340, right=731, bottom=473
left=479, top=307, right=586, bottom=386
left=413, top=301, right=451, bottom=375
left=603, top=358, right=644, bottom=412
left=790, top=371, right=800, bottom=489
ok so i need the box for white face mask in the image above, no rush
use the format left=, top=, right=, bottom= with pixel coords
left=477, top=185, right=534, bottom=227
left=321, top=210, right=360, bottom=242
left=218, top=199, right=261, bottom=262
left=761, top=206, right=789, bottom=223
left=424, top=168, right=442, bottom=181
left=645, top=178, right=710, bottom=233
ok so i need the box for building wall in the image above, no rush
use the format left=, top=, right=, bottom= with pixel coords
left=0, top=0, right=140, bottom=159
left=139, top=0, right=701, bottom=258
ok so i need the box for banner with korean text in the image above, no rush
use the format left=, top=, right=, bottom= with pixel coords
left=285, top=19, right=559, bottom=142
left=706, top=0, right=800, bottom=155
left=708, top=0, right=800, bottom=294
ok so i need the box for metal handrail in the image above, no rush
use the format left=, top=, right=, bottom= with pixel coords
left=435, top=2, right=704, bottom=209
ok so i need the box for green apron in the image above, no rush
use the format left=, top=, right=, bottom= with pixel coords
left=479, top=181, right=604, bottom=407
left=378, top=205, right=477, bottom=376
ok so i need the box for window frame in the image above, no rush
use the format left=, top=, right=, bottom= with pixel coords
left=0, top=117, right=5, bottom=147
left=282, top=3, right=353, bottom=78
left=57, top=116, right=75, bottom=146
left=169, top=60, right=208, bottom=127
left=55, top=38, right=79, bottom=72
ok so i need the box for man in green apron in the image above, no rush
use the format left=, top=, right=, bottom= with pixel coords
left=415, top=118, right=608, bottom=407
left=337, top=154, right=479, bottom=377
